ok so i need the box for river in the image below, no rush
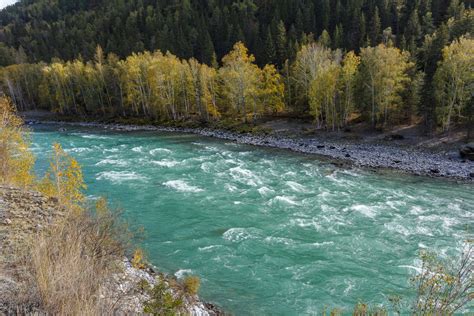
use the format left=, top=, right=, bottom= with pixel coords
left=31, top=124, right=473, bottom=315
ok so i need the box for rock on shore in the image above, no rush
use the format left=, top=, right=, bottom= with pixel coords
left=101, top=258, right=222, bottom=315
left=460, top=143, right=474, bottom=161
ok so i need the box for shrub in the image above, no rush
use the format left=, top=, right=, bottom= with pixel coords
left=353, top=303, right=387, bottom=316
left=143, top=277, right=184, bottom=316
left=183, top=276, right=200, bottom=296
left=411, top=240, right=473, bottom=314
left=131, top=248, right=146, bottom=270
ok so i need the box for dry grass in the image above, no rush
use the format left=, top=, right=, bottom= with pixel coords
left=183, top=276, right=201, bottom=296
left=27, top=203, right=130, bottom=314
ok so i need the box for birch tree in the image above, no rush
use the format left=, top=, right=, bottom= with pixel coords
left=434, top=36, right=474, bottom=132
left=357, top=44, right=412, bottom=128
left=338, top=51, right=360, bottom=127
left=220, top=42, right=260, bottom=122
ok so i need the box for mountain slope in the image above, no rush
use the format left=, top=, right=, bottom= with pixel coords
left=0, top=0, right=469, bottom=66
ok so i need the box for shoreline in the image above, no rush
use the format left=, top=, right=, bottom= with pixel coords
left=27, top=118, right=473, bottom=181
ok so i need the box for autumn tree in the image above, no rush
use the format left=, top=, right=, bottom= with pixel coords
left=187, top=58, right=219, bottom=121
left=308, top=59, right=340, bottom=129
left=356, top=44, right=413, bottom=128
left=293, top=43, right=361, bottom=129
left=0, top=97, right=34, bottom=187
left=292, top=43, right=334, bottom=112
left=434, top=36, right=474, bottom=132
left=338, top=51, right=360, bottom=126
left=258, top=64, right=285, bottom=116
left=38, top=143, right=86, bottom=211
left=220, top=42, right=261, bottom=122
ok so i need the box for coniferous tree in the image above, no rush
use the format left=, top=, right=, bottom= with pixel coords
left=275, top=20, right=288, bottom=66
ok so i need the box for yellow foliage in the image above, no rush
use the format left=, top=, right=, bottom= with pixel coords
left=434, top=36, right=474, bottom=131
left=131, top=248, right=146, bottom=270
left=0, top=97, right=35, bottom=188
left=260, top=64, right=285, bottom=114
left=38, top=143, right=86, bottom=210
left=221, top=42, right=285, bottom=121
left=183, top=276, right=200, bottom=296
left=95, top=196, right=109, bottom=216
left=359, top=44, right=412, bottom=127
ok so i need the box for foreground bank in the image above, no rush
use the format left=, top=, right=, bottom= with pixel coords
left=0, top=185, right=221, bottom=315
left=29, top=118, right=474, bottom=181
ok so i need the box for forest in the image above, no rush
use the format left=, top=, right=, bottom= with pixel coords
left=0, top=0, right=473, bottom=133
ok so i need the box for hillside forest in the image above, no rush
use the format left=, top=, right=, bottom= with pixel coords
left=0, top=0, right=473, bottom=133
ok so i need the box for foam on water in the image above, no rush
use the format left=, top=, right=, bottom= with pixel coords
left=271, top=195, right=301, bottom=206
left=95, top=158, right=128, bottom=166
left=258, top=186, right=274, bottom=196
left=264, top=236, right=295, bottom=246
left=311, top=241, right=335, bottom=247
left=286, top=181, right=309, bottom=193
left=150, top=148, right=172, bottom=155
left=198, top=245, right=221, bottom=252
left=289, top=218, right=322, bottom=231
left=152, top=159, right=180, bottom=168
left=96, top=171, right=147, bottom=183
left=175, top=269, right=193, bottom=279
left=229, top=166, right=262, bottom=187
left=104, top=147, right=120, bottom=153
left=163, top=180, right=204, bottom=193
left=223, top=228, right=259, bottom=242
left=200, top=162, right=212, bottom=172
left=224, top=183, right=239, bottom=192
left=68, top=147, right=92, bottom=153
left=384, top=222, right=412, bottom=237
left=349, top=204, right=378, bottom=218
left=77, top=134, right=111, bottom=140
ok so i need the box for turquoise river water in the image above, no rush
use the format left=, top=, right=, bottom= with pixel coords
left=31, top=124, right=473, bottom=315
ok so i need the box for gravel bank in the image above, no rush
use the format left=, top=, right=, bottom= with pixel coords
left=34, top=120, right=474, bottom=181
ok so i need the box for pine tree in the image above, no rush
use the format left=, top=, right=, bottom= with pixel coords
left=419, top=24, right=449, bottom=133
left=275, top=20, right=288, bottom=66
left=334, top=24, right=344, bottom=49
left=264, top=27, right=276, bottom=64
left=370, top=7, right=382, bottom=45
left=319, top=30, right=332, bottom=47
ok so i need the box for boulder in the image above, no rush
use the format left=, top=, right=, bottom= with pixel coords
left=384, top=134, right=405, bottom=141
left=459, top=143, right=474, bottom=161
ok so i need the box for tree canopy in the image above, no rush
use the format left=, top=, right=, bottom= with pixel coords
left=0, top=0, right=472, bottom=67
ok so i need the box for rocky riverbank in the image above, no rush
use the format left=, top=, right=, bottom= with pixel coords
left=0, top=186, right=222, bottom=315
left=30, top=119, right=474, bottom=181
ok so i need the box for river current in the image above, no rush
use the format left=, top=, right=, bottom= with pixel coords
left=31, top=124, right=473, bottom=315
